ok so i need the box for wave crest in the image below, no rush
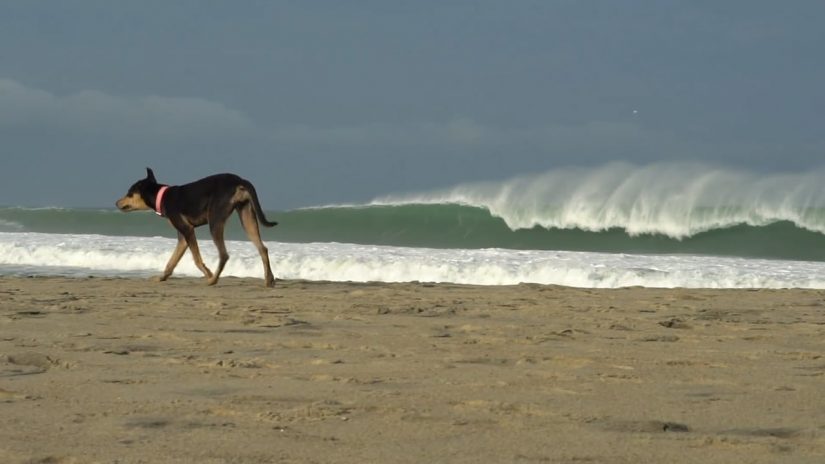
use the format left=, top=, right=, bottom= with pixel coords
left=374, top=162, right=825, bottom=239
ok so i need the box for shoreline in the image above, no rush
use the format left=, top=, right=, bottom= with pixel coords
left=3, top=276, right=825, bottom=463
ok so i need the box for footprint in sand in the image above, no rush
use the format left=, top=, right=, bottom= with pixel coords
left=598, top=418, right=690, bottom=433
left=1, top=352, right=55, bottom=376
left=0, top=387, right=27, bottom=402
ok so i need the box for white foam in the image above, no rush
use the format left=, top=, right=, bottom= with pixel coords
left=2, top=231, right=824, bottom=288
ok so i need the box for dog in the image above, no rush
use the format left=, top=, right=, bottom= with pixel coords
left=116, top=168, right=277, bottom=287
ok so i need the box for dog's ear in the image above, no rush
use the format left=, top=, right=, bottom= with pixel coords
left=145, top=167, right=157, bottom=183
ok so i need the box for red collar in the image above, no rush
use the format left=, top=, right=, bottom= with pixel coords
left=155, top=185, right=170, bottom=216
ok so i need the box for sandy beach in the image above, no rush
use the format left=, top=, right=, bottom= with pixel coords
left=2, top=276, right=825, bottom=463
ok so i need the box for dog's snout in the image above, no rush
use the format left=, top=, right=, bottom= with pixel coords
left=116, top=193, right=149, bottom=212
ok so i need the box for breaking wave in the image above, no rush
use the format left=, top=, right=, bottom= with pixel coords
left=374, top=162, right=825, bottom=239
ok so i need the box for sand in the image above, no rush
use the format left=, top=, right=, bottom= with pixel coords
left=2, top=276, right=825, bottom=463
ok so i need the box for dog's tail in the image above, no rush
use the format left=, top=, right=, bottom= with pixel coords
left=241, top=181, right=278, bottom=227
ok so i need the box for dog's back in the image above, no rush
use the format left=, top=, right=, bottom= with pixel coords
left=163, top=174, right=243, bottom=222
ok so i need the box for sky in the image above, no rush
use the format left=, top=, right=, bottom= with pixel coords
left=1, top=1, right=824, bottom=209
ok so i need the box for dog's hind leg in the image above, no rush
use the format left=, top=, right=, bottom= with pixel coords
left=238, top=204, right=276, bottom=287
left=207, top=220, right=230, bottom=286
left=157, top=232, right=188, bottom=281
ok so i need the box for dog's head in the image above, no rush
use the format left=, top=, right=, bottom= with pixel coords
left=116, top=168, right=159, bottom=212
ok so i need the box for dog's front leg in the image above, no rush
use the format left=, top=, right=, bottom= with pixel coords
left=179, top=227, right=213, bottom=280
left=187, top=241, right=213, bottom=280
left=156, top=233, right=189, bottom=282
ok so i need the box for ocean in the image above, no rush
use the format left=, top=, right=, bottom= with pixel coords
left=3, top=163, right=825, bottom=288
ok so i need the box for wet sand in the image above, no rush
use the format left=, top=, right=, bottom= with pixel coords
left=2, top=276, right=825, bottom=463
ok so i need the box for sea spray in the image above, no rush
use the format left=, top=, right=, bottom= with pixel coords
left=373, top=162, right=825, bottom=238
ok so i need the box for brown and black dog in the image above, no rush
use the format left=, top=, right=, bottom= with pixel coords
left=116, top=168, right=277, bottom=287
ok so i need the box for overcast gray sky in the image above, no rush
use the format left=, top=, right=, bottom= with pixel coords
left=1, top=1, right=824, bottom=208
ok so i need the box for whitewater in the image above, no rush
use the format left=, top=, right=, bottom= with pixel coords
left=2, top=231, right=825, bottom=288
left=3, top=163, right=825, bottom=288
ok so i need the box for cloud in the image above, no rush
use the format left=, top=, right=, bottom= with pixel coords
left=269, top=118, right=488, bottom=147
left=267, top=118, right=509, bottom=146
left=0, top=78, right=253, bottom=139
left=0, top=77, right=740, bottom=171
left=268, top=117, right=687, bottom=159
